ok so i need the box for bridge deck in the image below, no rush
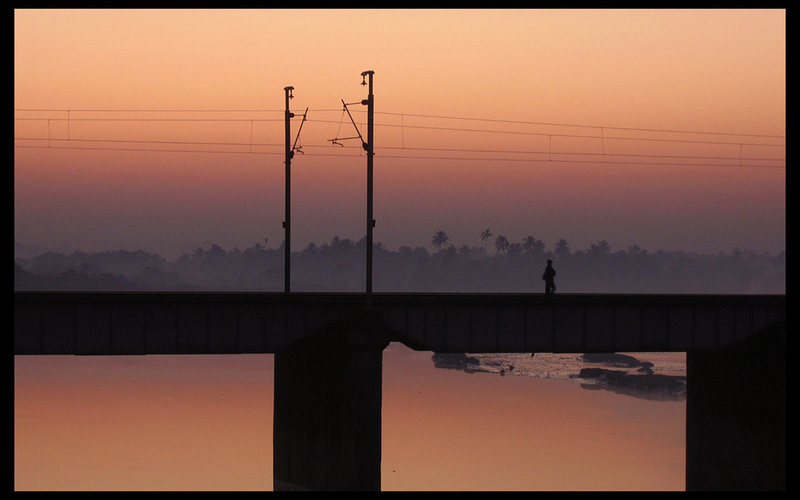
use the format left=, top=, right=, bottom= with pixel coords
left=14, top=291, right=785, bottom=355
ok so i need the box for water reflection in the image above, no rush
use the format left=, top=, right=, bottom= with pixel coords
left=431, top=351, right=687, bottom=401
left=14, top=345, right=685, bottom=491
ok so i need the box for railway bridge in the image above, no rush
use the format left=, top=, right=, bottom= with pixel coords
left=14, top=291, right=785, bottom=491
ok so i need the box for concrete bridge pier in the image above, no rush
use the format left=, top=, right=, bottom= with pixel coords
left=686, top=321, right=785, bottom=491
left=272, top=311, right=390, bottom=491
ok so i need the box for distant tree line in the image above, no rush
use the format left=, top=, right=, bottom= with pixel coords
left=14, top=232, right=785, bottom=294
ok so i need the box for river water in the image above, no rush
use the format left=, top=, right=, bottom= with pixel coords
left=14, top=344, right=685, bottom=491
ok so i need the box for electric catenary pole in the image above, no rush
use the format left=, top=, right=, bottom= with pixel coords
left=283, top=86, right=307, bottom=294
left=362, top=70, right=375, bottom=307
left=328, top=71, right=375, bottom=307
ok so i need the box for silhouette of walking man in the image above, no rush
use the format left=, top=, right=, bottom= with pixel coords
left=542, top=259, right=556, bottom=294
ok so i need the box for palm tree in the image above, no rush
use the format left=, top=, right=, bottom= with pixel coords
left=554, top=238, right=570, bottom=259
left=627, top=244, right=646, bottom=257
left=522, top=236, right=545, bottom=255
left=480, top=229, right=493, bottom=257
left=431, top=231, right=450, bottom=252
left=590, top=239, right=612, bottom=257
left=494, top=235, right=510, bottom=255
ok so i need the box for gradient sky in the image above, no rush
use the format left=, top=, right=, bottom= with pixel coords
left=14, top=9, right=785, bottom=258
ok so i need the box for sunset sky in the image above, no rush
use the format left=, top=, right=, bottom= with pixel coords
left=14, top=9, right=785, bottom=258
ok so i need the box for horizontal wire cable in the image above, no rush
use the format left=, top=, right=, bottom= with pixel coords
left=14, top=108, right=344, bottom=113
left=15, top=137, right=285, bottom=148
left=15, top=115, right=786, bottom=148
left=14, top=108, right=784, bottom=169
left=304, top=118, right=785, bottom=148
left=373, top=143, right=780, bottom=158
left=15, top=117, right=285, bottom=122
left=14, top=143, right=784, bottom=169
left=14, top=137, right=785, bottom=164
left=14, top=144, right=286, bottom=156
left=375, top=154, right=784, bottom=169
left=373, top=111, right=786, bottom=139
left=14, top=108, right=288, bottom=113
left=15, top=108, right=786, bottom=140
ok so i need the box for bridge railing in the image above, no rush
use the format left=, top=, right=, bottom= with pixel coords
left=376, top=293, right=785, bottom=353
left=14, top=291, right=784, bottom=355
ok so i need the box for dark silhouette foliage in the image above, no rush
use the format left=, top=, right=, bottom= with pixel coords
left=14, top=236, right=785, bottom=294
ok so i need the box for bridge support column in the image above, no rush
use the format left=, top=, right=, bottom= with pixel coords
left=686, top=321, right=785, bottom=491
left=273, top=316, right=389, bottom=491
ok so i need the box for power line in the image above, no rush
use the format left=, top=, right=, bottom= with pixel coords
left=15, top=137, right=784, bottom=165
left=15, top=117, right=285, bottom=123
left=305, top=118, right=785, bottom=148
left=15, top=138, right=785, bottom=168
left=14, top=108, right=288, bottom=113
left=14, top=144, right=287, bottom=156
left=15, top=108, right=786, bottom=141
left=14, top=143, right=784, bottom=169
left=376, top=154, right=784, bottom=169
left=16, top=114, right=784, bottom=148
left=15, top=137, right=285, bottom=148
left=15, top=107, right=784, bottom=169
left=373, top=111, right=786, bottom=140
left=376, top=145, right=784, bottom=164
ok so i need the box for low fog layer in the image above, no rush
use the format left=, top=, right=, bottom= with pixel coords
left=14, top=236, right=784, bottom=294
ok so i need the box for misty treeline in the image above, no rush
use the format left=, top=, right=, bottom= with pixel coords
left=14, top=234, right=784, bottom=294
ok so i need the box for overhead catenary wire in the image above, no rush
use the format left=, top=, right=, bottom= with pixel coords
left=15, top=117, right=286, bottom=122
left=14, top=143, right=784, bottom=169
left=372, top=111, right=786, bottom=139
left=14, top=144, right=287, bottom=156
left=14, top=136, right=785, bottom=162
left=15, top=108, right=785, bottom=138
left=14, top=107, right=785, bottom=169
left=15, top=115, right=786, bottom=149
left=16, top=124, right=784, bottom=152
left=305, top=118, right=785, bottom=148
left=15, top=108, right=786, bottom=139
left=13, top=143, right=785, bottom=169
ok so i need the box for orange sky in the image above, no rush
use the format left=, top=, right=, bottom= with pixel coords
left=14, top=9, right=785, bottom=257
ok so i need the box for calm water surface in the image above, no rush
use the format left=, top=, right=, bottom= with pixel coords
left=15, top=344, right=685, bottom=491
